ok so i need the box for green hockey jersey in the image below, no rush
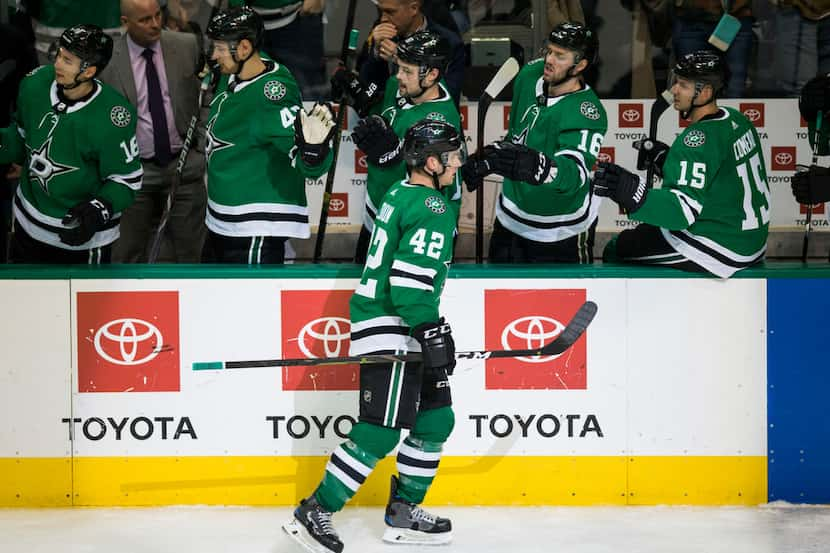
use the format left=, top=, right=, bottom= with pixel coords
left=498, top=58, right=607, bottom=243
left=361, top=77, right=462, bottom=232
left=350, top=179, right=456, bottom=356
left=205, top=59, right=332, bottom=239
left=0, top=65, right=142, bottom=250
left=631, top=107, right=769, bottom=278
left=33, top=1, right=122, bottom=39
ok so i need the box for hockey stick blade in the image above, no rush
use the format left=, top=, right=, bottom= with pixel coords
left=191, top=301, right=597, bottom=370
left=484, top=57, right=520, bottom=100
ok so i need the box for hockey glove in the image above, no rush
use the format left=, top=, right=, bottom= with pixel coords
left=798, top=74, right=830, bottom=122
left=481, top=141, right=557, bottom=186
left=330, top=66, right=381, bottom=118
left=633, top=138, right=670, bottom=177
left=294, top=102, right=336, bottom=167
left=352, top=115, right=402, bottom=168
left=791, top=165, right=830, bottom=205
left=412, top=317, right=456, bottom=375
left=460, top=150, right=492, bottom=192
left=593, top=162, right=649, bottom=214
left=58, top=197, right=113, bottom=246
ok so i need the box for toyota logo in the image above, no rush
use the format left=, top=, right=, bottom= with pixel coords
left=298, top=317, right=351, bottom=358
left=501, top=316, right=565, bottom=363
left=597, top=152, right=612, bottom=163
left=94, top=318, right=163, bottom=366
left=775, top=152, right=793, bottom=166
left=357, top=154, right=367, bottom=169
left=743, top=109, right=761, bottom=122
left=329, top=198, right=345, bottom=212
left=622, top=109, right=640, bottom=122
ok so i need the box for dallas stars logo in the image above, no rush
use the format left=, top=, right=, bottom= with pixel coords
left=425, top=195, right=446, bottom=214
left=683, top=129, right=706, bottom=148
left=28, top=136, right=78, bottom=195
left=205, top=117, right=234, bottom=162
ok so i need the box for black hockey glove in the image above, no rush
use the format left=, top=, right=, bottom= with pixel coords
left=294, top=102, right=336, bottom=167
left=593, top=162, right=649, bottom=214
left=352, top=115, right=402, bottom=168
left=798, top=73, right=830, bottom=122
left=460, top=150, right=492, bottom=192
left=412, top=317, right=456, bottom=375
left=791, top=165, right=830, bottom=205
left=59, top=197, right=113, bottom=246
left=633, top=138, right=670, bottom=177
left=330, top=65, right=381, bottom=118
left=481, top=141, right=557, bottom=186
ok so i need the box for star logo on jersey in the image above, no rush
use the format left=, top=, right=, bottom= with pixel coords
left=580, top=101, right=600, bottom=121
left=264, top=80, right=286, bottom=102
left=425, top=195, right=446, bottom=214
left=110, top=106, right=131, bottom=128
left=683, top=129, right=706, bottom=148
left=512, top=126, right=529, bottom=146
left=425, top=112, right=447, bottom=122
left=205, top=117, right=234, bottom=163
left=27, top=135, right=78, bottom=195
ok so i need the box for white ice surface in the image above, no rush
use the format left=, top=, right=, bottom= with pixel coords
left=1, top=504, right=829, bottom=553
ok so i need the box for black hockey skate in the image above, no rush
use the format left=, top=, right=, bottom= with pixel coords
left=383, top=475, right=452, bottom=545
left=282, top=495, right=344, bottom=553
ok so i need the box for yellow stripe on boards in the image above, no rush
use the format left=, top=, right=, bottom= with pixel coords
left=0, top=456, right=767, bottom=507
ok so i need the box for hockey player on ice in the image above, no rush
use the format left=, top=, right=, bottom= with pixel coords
left=283, top=119, right=464, bottom=553
left=331, top=30, right=462, bottom=264
left=594, top=51, right=769, bottom=278
left=461, top=21, right=607, bottom=264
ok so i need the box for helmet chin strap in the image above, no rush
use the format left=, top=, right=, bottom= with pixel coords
left=680, top=82, right=716, bottom=120
left=407, top=67, right=438, bottom=101
left=546, top=59, right=582, bottom=93
left=58, top=61, right=90, bottom=91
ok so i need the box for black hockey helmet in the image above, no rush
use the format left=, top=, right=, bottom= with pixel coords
left=673, top=50, right=728, bottom=96
left=396, top=31, right=450, bottom=80
left=206, top=5, right=264, bottom=49
left=58, top=24, right=113, bottom=73
left=404, top=119, right=465, bottom=169
left=548, top=21, right=598, bottom=66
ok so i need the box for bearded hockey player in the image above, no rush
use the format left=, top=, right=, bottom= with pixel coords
left=594, top=50, right=769, bottom=278
left=0, top=24, right=142, bottom=264
left=331, top=30, right=462, bottom=263
left=283, top=119, right=464, bottom=553
left=202, top=6, right=334, bottom=264
left=461, top=21, right=606, bottom=263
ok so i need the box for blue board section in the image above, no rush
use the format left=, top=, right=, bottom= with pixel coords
left=767, top=279, right=830, bottom=503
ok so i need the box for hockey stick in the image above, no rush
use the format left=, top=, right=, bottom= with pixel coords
left=641, top=89, right=673, bottom=188
left=475, top=57, right=520, bottom=264
left=192, top=300, right=597, bottom=370
left=312, top=0, right=359, bottom=263
left=802, top=111, right=823, bottom=262
left=147, top=69, right=216, bottom=263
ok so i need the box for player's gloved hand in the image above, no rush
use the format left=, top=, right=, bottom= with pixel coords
left=330, top=65, right=381, bottom=118
left=480, top=141, right=557, bottom=186
left=460, top=150, right=492, bottom=192
left=633, top=138, right=670, bottom=177
left=798, top=74, right=830, bottom=122
left=352, top=115, right=402, bottom=167
left=294, top=102, right=336, bottom=167
left=593, top=162, right=649, bottom=214
left=58, top=197, right=113, bottom=246
left=412, top=317, right=456, bottom=375
left=791, top=165, right=830, bottom=205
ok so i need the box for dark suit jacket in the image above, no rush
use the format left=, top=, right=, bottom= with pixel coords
left=100, top=30, right=203, bottom=151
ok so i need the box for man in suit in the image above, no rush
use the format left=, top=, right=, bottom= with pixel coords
left=100, top=0, right=207, bottom=263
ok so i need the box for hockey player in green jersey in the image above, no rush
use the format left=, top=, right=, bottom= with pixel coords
left=461, top=21, right=606, bottom=263
left=201, top=6, right=335, bottom=264
left=283, top=120, right=464, bottom=553
left=594, top=51, right=769, bottom=278
left=331, top=30, right=462, bottom=263
left=0, top=24, right=143, bottom=264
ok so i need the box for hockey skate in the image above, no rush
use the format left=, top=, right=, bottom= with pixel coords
left=282, top=495, right=344, bottom=553
left=383, top=475, right=452, bottom=545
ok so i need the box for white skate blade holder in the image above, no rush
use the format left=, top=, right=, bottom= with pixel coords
left=283, top=519, right=338, bottom=553
left=382, top=527, right=453, bottom=546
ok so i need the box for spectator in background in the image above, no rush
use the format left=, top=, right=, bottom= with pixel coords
left=772, top=0, right=830, bottom=96
left=24, top=0, right=123, bottom=65
left=229, top=0, right=328, bottom=101
left=100, top=0, right=207, bottom=263
left=358, top=0, right=465, bottom=104
left=672, top=0, right=754, bottom=97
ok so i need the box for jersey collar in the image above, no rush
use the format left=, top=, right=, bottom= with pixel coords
left=228, top=60, right=279, bottom=93
left=698, top=107, right=729, bottom=123
left=50, top=80, right=102, bottom=114
left=535, top=77, right=589, bottom=107
left=397, top=82, right=450, bottom=110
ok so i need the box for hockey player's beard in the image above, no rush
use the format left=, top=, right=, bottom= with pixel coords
left=544, top=64, right=577, bottom=92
